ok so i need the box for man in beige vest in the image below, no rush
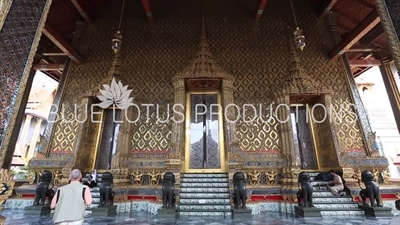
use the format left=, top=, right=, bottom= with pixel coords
left=51, top=169, right=92, bottom=225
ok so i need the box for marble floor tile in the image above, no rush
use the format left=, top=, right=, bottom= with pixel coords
left=0, top=210, right=397, bottom=225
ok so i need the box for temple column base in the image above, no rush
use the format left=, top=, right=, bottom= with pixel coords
left=358, top=204, right=393, bottom=217
left=231, top=207, right=252, bottom=219
left=91, top=205, right=117, bottom=217
left=294, top=206, right=322, bottom=218
left=24, top=205, right=51, bottom=216
left=157, top=207, right=177, bottom=218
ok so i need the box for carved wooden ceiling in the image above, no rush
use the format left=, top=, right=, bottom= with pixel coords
left=35, top=0, right=391, bottom=80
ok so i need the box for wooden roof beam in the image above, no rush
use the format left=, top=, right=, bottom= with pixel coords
left=71, top=0, right=93, bottom=24
left=33, top=64, right=65, bottom=71
left=255, top=0, right=268, bottom=23
left=346, top=48, right=375, bottom=52
left=353, top=66, right=372, bottom=78
left=354, top=0, right=374, bottom=9
left=328, top=9, right=380, bottom=61
left=359, top=24, right=384, bottom=46
left=41, top=52, right=67, bottom=57
left=38, top=58, right=63, bottom=78
left=348, top=59, right=382, bottom=67
left=318, top=0, right=337, bottom=19
left=142, top=0, right=155, bottom=23
left=43, top=23, right=84, bottom=65
left=333, top=9, right=359, bottom=25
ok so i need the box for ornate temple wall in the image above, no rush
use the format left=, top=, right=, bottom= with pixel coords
left=0, top=0, right=52, bottom=168
left=29, top=14, right=382, bottom=174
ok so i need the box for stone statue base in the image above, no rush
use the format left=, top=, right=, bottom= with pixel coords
left=91, top=205, right=117, bottom=217
left=157, top=207, right=177, bottom=218
left=358, top=204, right=393, bottom=217
left=294, top=206, right=322, bottom=218
left=232, top=207, right=252, bottom=219
left=24, top=205, right=51, bottom=216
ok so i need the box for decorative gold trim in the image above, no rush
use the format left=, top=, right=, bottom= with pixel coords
left=92, top=107, right=105, bottom=170
left=307, top=104, right=321, bottom=169
left=184, top=91, right=226, bottom=173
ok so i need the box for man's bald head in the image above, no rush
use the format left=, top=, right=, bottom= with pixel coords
left=69, top=169, right=82, bottom=181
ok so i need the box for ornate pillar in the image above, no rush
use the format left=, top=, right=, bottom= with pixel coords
left=169, top=79, right=185, bottom=171
left=0, top=0, right=12, bottom=30
left=326, top=11, right=376, bottom=156
left=18, top=115, right=32, bottom=158
left=221, top=79, right=240, bottom=171
left=379, top=59, right=400, bottom=133
left=276, top=94, right=298, bottom=212
left=0, top=0, right=52, bottom=168
left=221, top=79, right=236, bottom=148
left=325, top=12, right=342, bottom=47
left=37, top=21, right=84, bottom=157
left=278, top=95, right=298, bottom=183
left=28, top=118, right=43, bottom=159
left=376, top=0, right=400, bottom=75
left=113, top=108, right=132, bottom=169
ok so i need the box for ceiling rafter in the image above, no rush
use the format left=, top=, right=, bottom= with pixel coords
left=348, top=59, right=381, bottom=67
left=354, top=0, right=374, bottom=9
left=333, top=9, right=360, bottom=25
left=33, top=64, right=65, bottom=71
left=359, top=24, right=384, bottom=46
left=353, top=66, right=372, bottom=77
left=335, top=19, right=352, bottom=33
left=43, top=23, right=84, bottom=65
left=71, top=0, right=93, bottom=24
left=39, top=58, right=63, bottom=79
left=328, top=9, right=380, bottom=61
left=142, top=0, right=155, bottom=23
left=346, top=48, right=375, bottom=52
left=41, top=52, right=67, bottom=57
left=318, top=0, right=337, bottom=19
left=255, top=0, right=268, bottom=23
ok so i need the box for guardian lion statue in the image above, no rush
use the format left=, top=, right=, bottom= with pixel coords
left=99, top=172, right=115, bottom=207
left=296, top=171, right=314, bottom=207
left=232, top=172, right=247, bottom=208
left=395, top=199, right=400, bottom=210
left=33, top=170, right=54, bottom=206
left=359, top=170, right=382, bottom=207
left=161, top=172, right=176, bottom=208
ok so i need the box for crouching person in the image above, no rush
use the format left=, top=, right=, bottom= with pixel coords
left=51, top=169, right=92, bottom=225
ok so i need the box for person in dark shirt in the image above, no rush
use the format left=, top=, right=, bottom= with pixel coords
left=84, top=169, right=97, bottom=189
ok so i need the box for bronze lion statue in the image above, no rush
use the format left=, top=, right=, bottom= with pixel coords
left=33, top=170, right=54, bottom=206
left=297, top=171, right=314, bottom=207
left=99, top=172, right=115, bottom=207
left=162, top=172, right=176, bottom=208
left=359, top=170, right=382, bottom=207
left=232, top=172, right=247, bottom=208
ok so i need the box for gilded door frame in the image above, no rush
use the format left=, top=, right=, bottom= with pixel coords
left=290, top=105, right=320, bottom=170
left=307, top=105, right=321, bottom=169
left=184, top=91, right=226, bottom=173
left=92, top=108, right=104, bottom=170
left=290, top=95, right=341, bottom=171
left=74, top=101, right=104, bottom=173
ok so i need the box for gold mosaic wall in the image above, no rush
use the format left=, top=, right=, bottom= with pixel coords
left=47, top=15, right=367, bottom=162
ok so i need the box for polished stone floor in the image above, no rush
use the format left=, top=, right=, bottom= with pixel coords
left=0, top=210, right=398, bottom=225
